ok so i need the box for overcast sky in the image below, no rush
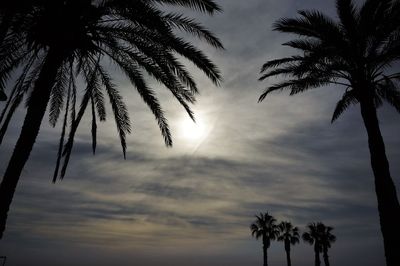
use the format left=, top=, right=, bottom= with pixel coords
left=1, top=0, right=399, bottom=265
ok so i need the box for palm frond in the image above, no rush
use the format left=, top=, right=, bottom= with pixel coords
left=274, top=10, right=342, bottom=44
left=260, top=56, right=303, bottom=73
left=150, top=0, right=222, bottom=14
left=336, top=0, right=358, bottom=41
left=259, top=76, right=331, bottom=102
left=164, top=13, right=223, bottom=48
left=0, top=93, right=23, bottom=144
left=49, top=63, right=70, bottom=127
left=52, top=69, right=73, bottom=183
left=163, top=36, right=222, bottom=86
left=282, top=39, right=322, bottom=52
left=377, top=77, right=400, bottom=113
left=60, top=65, right=100, bottom=179
left=96, top=65, right=132, bottom=156
left=331, top=89, right=358, bottom=122
left=90, top=95, right=98, bottom=155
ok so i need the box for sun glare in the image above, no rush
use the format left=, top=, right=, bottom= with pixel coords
left=180, top=116, right=207, bottom=141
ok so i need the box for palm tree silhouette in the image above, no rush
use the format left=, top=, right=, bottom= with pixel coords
left=0, top=0, right=39, bottom=101
left=0, top=0, right=223, bottom=239
left=250, top=212, right=279, bottom=266
left=318, top=223, right=336, bottom=266
left=258, top=1, right=400, bottom=264
left=302, top=222, right=336, bottom=266
left=278, top=221, right=300, bottom=266
left=302, top=223, right=322, bottom=266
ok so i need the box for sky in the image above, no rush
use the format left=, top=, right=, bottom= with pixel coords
left=1, top=0, right=400, bottom=265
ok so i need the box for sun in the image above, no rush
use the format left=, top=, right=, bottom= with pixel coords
left=180, top=116, right=207, bottom=141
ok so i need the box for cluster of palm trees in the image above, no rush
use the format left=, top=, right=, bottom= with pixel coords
left=251, top=212, right=336, bottom=266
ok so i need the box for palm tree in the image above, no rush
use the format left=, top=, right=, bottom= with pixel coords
left=318, top=223, right=336, bottom=266
left=250, top=212, right=279, bottom=266
left=0, top=0, right=223, bottom=239
left=303, top=223, right=322, bottom=266
left=278, top=221, right=300, bottom=266
left=258, top=1, right=400, bottom=265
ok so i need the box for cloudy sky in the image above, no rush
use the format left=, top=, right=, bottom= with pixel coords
left=1, top=0, right=399, bottom=265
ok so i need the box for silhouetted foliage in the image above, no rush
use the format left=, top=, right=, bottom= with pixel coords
left=302, top=222, right=336, bottom=266
left=278, top=221, right=300, bottom=266
left=319, top=223, right=336, bottom=266
left=0, top=0, right=38, bottom=101
left=259, top=1, right=400, bottom=265
left=302, top=223, right=322, bottom=266
left=0, top=0, right=223, bottom=239
left=251, top=212, right=279, bottom=266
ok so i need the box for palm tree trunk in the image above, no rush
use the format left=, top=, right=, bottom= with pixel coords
left=285, top=249, right=291, bottom=266
left=285, top=240, right=291, bottom=266
left=263, top=245, right=268, bottom=266
left=314, top=244, right=321, bottom=266
left=323, top=248, right=330, bottom=266
left=359, top=97, right=400, bottom=266
left=0, top=47, right=65, bottom=239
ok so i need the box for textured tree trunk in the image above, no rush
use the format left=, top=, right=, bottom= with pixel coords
left=322, top=248, right=330, bottom=266
left=285, top=249, right=291, bottom=266
left=285, top=240, right=291, bottom=266
left=0, top=47, right=64, bottom=239
left=359, top=96, right=400, bottom=266
left=263, top=244, right=268, bottom=266
left=262, top=236, right=268, bottom=266
left=314, top=244, right=321, bottom=266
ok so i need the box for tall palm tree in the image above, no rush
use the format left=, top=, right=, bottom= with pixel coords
left=0, top=0, right=223, bottom=239
left=318, top=223, right=336, bottom=266
left=258, top=1, right=400, bottom=265
left=250, top=212, right=279, bottom=266
left=278, top=221, right=300, bottom=266
left=303, top=223, right=322, bottom=266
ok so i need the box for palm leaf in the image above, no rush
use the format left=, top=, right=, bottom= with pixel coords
left=150, top=0, right=221, bottom=14
left=331, top=89, right=358, bottom=122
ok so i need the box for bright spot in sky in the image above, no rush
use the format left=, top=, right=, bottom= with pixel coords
left=180, top=116, right=207, bottom=141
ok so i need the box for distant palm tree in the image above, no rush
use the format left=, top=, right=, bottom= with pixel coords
left=303, top=223, right=322, bottom=266
left=0, top=0, right=222, bottom=239
left=278, top=221, right=300, bottom=266
left=258, top=1, right=400, bottom=265
left=251, top=212, right=279, bottom=266
left=302, top=222, right=336, bottom=266
left=318, top=223, right=336, bottom=266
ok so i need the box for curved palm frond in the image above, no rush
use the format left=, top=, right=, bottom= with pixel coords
left=331, top=89, right=358, bottom=122
left=148, top=0, right=222, bottom=14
